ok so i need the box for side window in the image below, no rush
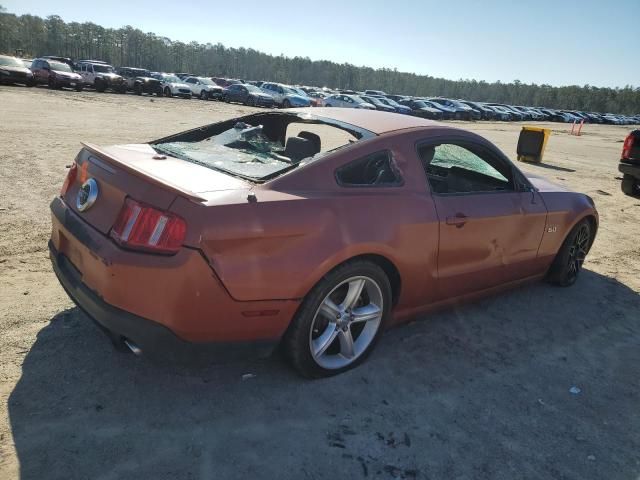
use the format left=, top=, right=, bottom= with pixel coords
left=336, top=151, right=402, bottom=187
left=418, top=143, right=513, bottom=194
left=186, top=78, right=196, bottom=84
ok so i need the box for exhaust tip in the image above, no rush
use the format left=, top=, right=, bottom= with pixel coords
left=123, top=339, right=143, bottom=356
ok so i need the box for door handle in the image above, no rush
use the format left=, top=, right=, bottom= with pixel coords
left=446, top=213, right=468, bottom=228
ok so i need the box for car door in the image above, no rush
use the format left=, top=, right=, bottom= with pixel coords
left=418, top=139, right=547, bottom=299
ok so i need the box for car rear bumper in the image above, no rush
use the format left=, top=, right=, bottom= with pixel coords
left=49, top=196, right=298, bottom=362
left=619, top=161, right=640, bottom=178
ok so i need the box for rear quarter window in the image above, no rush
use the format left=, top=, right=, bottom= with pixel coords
left=335, top=151, right=403, bottom=187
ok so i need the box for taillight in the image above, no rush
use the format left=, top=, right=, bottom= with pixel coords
left=110, top=198, right=186, bottom=254
left=60, top=163, right=78, bottom=196
left=622, top=133, right=635, bottom=159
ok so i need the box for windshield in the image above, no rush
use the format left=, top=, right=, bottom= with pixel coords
left=363, top=96, right=382, bottom=105
left=92, top=64, right=114, bottom=73
left=0, top=56, right=23, bottom=67
left=245, top=84, right=262, bottom=93
left=291, top=87, right=308, bottom=97
left=413, top=101, right=428, bottom=108
left=198, top=78, right=215, bottom=85
left=21, top=59, right=32, bottom=68
left=50, top=62, right=72, bottom=72
left=163, top=75, right=181, bottom=83
left=382, top=98, right=399, bottom=107
left=283, top=86, right=299, bottom=95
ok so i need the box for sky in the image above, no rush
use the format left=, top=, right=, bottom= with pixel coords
left=3, top=0, right=639, bottom=88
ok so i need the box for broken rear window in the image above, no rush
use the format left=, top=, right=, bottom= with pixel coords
left=152, top=112, right=374, bottom=182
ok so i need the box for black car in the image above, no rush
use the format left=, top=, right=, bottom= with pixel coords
left=117, top=67, right=162, bottom=95
left=620, top=130, right=640, bottom=197
left=359, top=95, right=396, bottom=112
left=398, top=99, right=445, bottom=120
left=222, top=83, right=275, bottom=107
left=458, top=101, right=496, bottom=120
left=0, top=55, right=35, bottom=86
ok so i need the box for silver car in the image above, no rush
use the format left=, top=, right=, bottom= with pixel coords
left=323, top=94, right=375, bottom=110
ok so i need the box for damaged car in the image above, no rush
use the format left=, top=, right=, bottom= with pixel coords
left=49, top=109, right=598, bottom=378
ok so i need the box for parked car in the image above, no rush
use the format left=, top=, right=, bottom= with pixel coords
left=76, top=60, right=126, bottom=93
left=261, top=82, right=311, bottom=107
left=364, top=89, right=387, bottom=96
left=323, top=94, right=375, bottom=109
left=49, top=109, right=598, bottom=377
left=619, top=130, right=640, bottom=197
left=487, top=105, right=515, bottom=121
left=151, top=73, right=192, bottom=98
left=398, top=99, right=444, bottom=120
left=458, top=101, right=496, bottom=120
left=374, top=96, right=412, bottom=115
left=222, top=83, right=275, bottom=107
left=428, top=98, right=477, bottom=120
left=116, top=67, right=162, bottom=96
left=41, top=56, right=75, bottom=69
left=360, top=95, right=396, bottom=112
left=212, top=77, right=242, bottom=87
left=31, top=58, right=83, bottom=90
left=307, top=91, right=327, bottom=107
left=0, top=55, right=35, bottom=86
left=184, top=76, right=223, bottom=100
left=175, top=72, right=195, bottom=80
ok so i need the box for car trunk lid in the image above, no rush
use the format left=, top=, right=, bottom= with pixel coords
left=63, top=143, right=250, bottom=235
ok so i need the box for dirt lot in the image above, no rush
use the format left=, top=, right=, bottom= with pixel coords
left=1, top=86, right=639, bottom=480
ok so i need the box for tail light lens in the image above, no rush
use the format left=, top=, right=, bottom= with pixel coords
left=622, top=133, right=635, bottom=159
left=110, top=198, right=186, bottom=255
left=60, top=163, right=78, bottom=196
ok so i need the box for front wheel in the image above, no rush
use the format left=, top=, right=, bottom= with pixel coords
left=164, top=87, right=172, bottom=98
left=283, top=260, right=391, bottom=378
left=134, top=83, right=143, bottom=95
left=282, top=99, right=291, bottom=108
left=199, top=90, right=208, bottom=100
left=546, top=219, right=593, bottom=287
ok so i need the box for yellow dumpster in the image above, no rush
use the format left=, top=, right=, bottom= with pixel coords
left=517, top=126, right=551, bottom=164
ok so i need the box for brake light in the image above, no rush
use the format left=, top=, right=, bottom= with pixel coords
left=622, top=133, right=635, bottom=159
left=60, top=163, right=78, bottom=196
left=110, top=198, right=186, bottom=254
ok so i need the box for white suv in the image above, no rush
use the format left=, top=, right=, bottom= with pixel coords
left=152, top=73, right=192, bottom=99
left=184, top=77, right=223, bottom=100
left=76, top=60, right=126, bottom=93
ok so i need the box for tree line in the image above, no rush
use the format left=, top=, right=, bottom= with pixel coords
left=1, top=7, right=638, bottom=115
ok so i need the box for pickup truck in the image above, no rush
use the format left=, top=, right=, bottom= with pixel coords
left=619, top=130, right=640, bottom=197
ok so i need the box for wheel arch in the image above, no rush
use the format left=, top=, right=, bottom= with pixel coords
left=307, top=252, right=402, bottom=308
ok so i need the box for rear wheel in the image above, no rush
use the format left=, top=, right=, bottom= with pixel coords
left=282, top=99, right=291, bottom=108
left=95, top=80, right=106, bottom=93
left=199, top=90, right=208, bottom=100
left=75, top=85, right=83, bottom=92
left=283, top=260, right=391, bottom=378
left=621, top=174, right=640, bottom=197
left=164, top=87, right=172, bottom=98
left=134, top=83, right=143, bottom=95
left=245, top=96, right=256, bottom=106
left=48, top=77, right=55, bottom=89
left=547, top=219, right=592, bottom=287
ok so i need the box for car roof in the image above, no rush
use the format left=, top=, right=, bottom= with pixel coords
left=287, top=107, right=440, bottom=135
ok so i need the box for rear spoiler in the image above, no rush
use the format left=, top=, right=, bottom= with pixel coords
left=81, top=142, right=207, bottom=202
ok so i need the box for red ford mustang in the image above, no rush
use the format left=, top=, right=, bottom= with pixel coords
left=49, top=109, right=598, bottom=377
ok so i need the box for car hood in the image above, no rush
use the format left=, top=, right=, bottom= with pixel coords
left=169, top=82, right=190, bottom=89
left=53, top=70, right=82, bottom=79
left=524, top=172, right=571, bottom=192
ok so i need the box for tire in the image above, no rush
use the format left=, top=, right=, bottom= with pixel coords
left=325, top=103, right=332, bottom=107
left=546, top=219, right=592, bottom=287
left=283, top=260, right=392, bottom=378
left=282, top=99, right=291, bottom=108
left=200, top=90, right=208, bottom=100
left=164, top=87, right=172, bottom=98
left=245, top=96, right=256, bottom=107
left=621, top=174, right=640, bottom=197
left=134, top=83, right=143, bottom=95
left=75, top=85, right=83, bottom=92
left=48, top=77, right=55, bottom=89
left=95, top=80, right=106, bottom=93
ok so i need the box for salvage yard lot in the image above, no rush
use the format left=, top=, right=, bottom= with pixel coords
left=1, top=86, right=639, bottom=479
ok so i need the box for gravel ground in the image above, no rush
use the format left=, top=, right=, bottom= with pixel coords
left=1, top=85, right=639, bottom=480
